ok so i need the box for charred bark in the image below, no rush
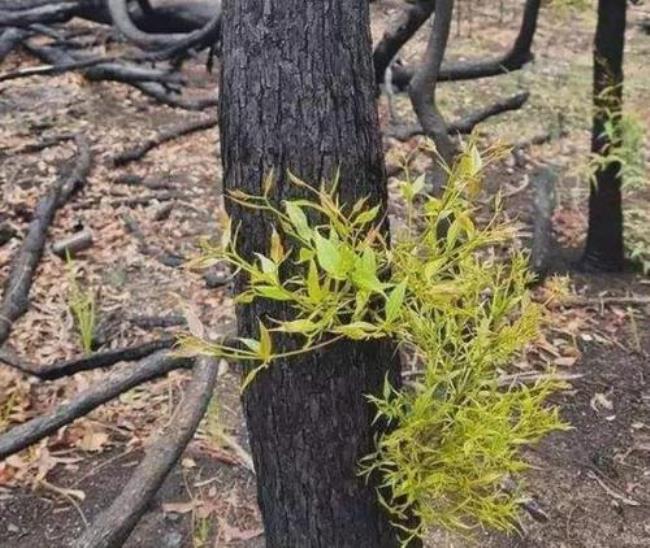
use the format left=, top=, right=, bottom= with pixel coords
left=581, top=0, right=626, bottom=272
left=220, top=0, right=407, bottom=546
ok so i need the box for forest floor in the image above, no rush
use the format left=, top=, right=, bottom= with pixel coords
left=1, top=1, right=649, bottom=547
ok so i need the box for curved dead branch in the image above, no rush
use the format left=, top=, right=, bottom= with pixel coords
left=409, top=0, right=455, bottom=182
left=75, top=356, right=218, bottom=548
left=107, top=0, right=221, bottom=53
left=0, top=135, right=91, bottom=347
left=112, top=114, right=219, bottom=166
left=373, top=0, right=436, bottom=85
left=0, top=351, right=192, bottom=460
left=387, top=91, right=530, bottom=141
left=0, top=27, right=27, bottom=62
left=388, top=0, right=542, bottom=89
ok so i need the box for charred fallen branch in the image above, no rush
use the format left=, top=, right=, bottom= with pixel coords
left=0, top=135, right=91, bottom=346
left=0, top=351, right=191, bottom=460
left=74, top=356, right=218, bottom=548
left=0, top=338, right=176, bottom=380
left=383, top=0, right=542, bottom=89
left=107, top=0, right=221, bottom=56
left=112, top=114, right=218, bottom=166
left=387, top=91, right=530, bottom=141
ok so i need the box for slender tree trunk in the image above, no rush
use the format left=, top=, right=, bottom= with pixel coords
left=219, top=1, right=406, bottom=546
left=582, top=0, right=626, bottom=272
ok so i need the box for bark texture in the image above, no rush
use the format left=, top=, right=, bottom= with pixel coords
left=582, top=0, right=626, bottom=272
left=220, top=1, right=404, bottom=546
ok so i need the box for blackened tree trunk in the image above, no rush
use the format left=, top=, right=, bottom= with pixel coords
left=219, top=1, right=405, bottom=546
left=582, top=0, right=627, bottom=272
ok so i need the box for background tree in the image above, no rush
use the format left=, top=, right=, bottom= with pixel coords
left=581, top=0, right=627, bottom=272
left=219, top=0, right=407, bottom=546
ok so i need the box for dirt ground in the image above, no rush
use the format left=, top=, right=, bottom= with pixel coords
left=1, top=1, right=649, bottom=547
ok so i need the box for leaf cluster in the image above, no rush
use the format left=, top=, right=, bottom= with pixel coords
left=184, top=141, right=567, bottom=543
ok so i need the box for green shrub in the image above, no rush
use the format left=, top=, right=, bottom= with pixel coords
left=183, top=141, right=567, bottom=543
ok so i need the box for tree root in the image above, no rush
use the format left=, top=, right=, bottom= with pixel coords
left=74, top=356, right=219, bottom=548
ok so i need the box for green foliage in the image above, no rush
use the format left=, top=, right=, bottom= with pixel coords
left=587, top=104, right=647, bottom=191
left=547, top=0, right=592, bottom=13
left=184, top=141, right=567, bottom=542
left=66, top=254, right=96, bottom=355
left=626, top=208, right=650, bottom=275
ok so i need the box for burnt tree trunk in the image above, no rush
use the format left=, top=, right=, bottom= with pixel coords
left=582, top=0, right=626, bottom=272
left=220, top=1, right=406, bottom=547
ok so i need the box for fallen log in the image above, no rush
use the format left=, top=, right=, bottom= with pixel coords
left=51, top=228, right=93, bottom=258
left=74, top=356, right=218, bottom=548
left=0, top=351, right=191, bottom=460
left=0, top=135, right=91, bottom=346
left=22, top=42, right=217, bottom=110
left=112, top=114, right=219, bottom=166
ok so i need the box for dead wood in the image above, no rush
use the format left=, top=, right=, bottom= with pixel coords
left=113, top=174, right=175, bottom=191
left=409, top=0, right=455, bottom=189
left=22, top=41, right=181, bottom=83
left=389, top=0, right=542, bottom=89
left=530, top=166, right=558, bottom=277
left=107, top=0, right=221, bottom=53
left=0, top=351, right=191, bottom=460
left=129, top=80, right=218, bottom=110
left=387, top=91, right=530, bottom=141
left=0, top=27, right=27, bottom=62
left=0, top=338, right=176, bottom=379
left=110, top=191, right=184, bottom=208
left=112, top=114, right=219, bottom=166
left=74, top=356, right=218, bottom=548
left=373, top=0, right=436, bottom=86
left=0, top=135, right=91, bottom=346
left=51, top=228, right=93, bottom=258
left=0, top=3, right=78, bottom=27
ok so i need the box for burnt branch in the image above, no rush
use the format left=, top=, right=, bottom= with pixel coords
left=409, top=0, right=455, bottom=183
left=0, top=351, right=191, bottom=460
left=107, top=0, right=221, bottom=53
left=389, top=0, right=542, bottom=89
left=0, top=135, right=91, bottom=346
left=112, top=114, right=218, bottom=166
left=373, top=0, right=436, bottom=85
left=74, top=356, right=218, bottom=548
left=387, top=91, right=530, bottom=141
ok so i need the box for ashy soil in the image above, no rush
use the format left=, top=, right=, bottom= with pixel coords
left=1, top=1, right=649, bottom=547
